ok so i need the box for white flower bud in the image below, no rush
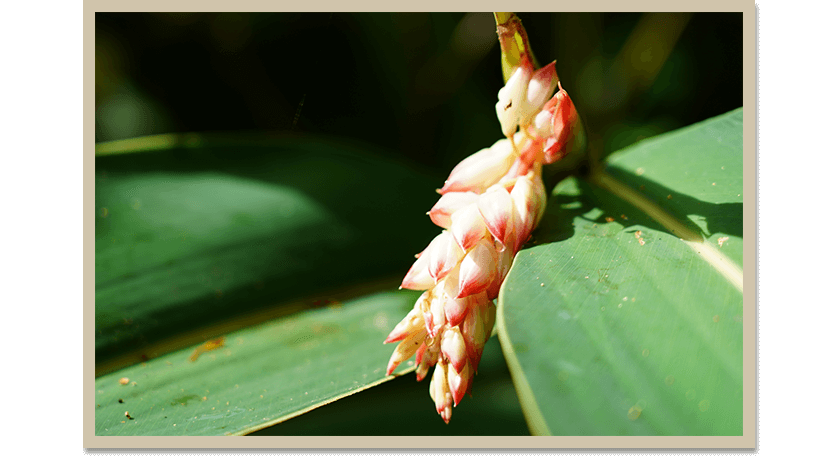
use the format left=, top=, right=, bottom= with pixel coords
left=495, top=64, right=532, bottom=137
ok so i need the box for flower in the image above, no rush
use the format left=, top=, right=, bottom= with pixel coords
left=384, top=14, right=584, bottom=423
left=495, top=61, right=533, bottom=138
left=386, top=162, right=546, bottom=424
left=439, top=138, right=517, bottom=194
left=535, top=83, right=584, bottom=165
left=496, top=60, right=560, bottom=137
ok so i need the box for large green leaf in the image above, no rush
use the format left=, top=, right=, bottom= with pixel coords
left=498, top=108, right=743, bottom=435
left=95, top=290, right=422, bottom=436
left=252, top=337, right=529, bottom=436
left=95, top=134, right=439, bottom=371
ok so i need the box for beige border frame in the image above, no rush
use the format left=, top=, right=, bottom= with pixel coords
left=82, top=0, right=758, bottom=451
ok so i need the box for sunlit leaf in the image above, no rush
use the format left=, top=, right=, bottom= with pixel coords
left=498, top=108, right=743, bottom=435
left=252, top=337, right=529, bottom=436
left=95, top=290, right=421, bottom=436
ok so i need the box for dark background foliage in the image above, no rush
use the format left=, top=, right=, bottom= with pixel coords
left=96, top=12, right=743, bottom=170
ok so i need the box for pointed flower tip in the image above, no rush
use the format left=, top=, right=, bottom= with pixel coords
left=401, top=252, right=434, bottom=290
left=537, top=60, right=558, bottom=85
left=440, top=408, right=452, bottom=424
left=451, top=379, right=468, bottom=407
left=440, top=143, right=515, bottom=195
left=447, top=362, right=471, bottom=407
left=430, top=191, right=480, bottom=229
left=456, top=283, right=485, bottom=300
left=383, top=333, right=402, bottom=345
left=531, top=60, right=557, bottom=83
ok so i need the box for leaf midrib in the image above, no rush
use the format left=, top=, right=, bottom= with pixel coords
left=590, top=170, right=743, bottom=292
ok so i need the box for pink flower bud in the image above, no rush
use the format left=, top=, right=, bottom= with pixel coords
left=441, top=326, right=468, bottom=372
left=439, top=139, right=516, bottom=194
left=415, top=342, right=427, bottom=366
left=509, top=179, right=536, bottom=252
left=443, top=291, right=485, bottom=327
left=386, top=324, right=427, bottom=375
left=447, top=361, right=473, bottom=406
left=383, top=299, right=424, bottom=344
left=519, top=61, right=559, bottom=123
left=428, top=191, right=479, bottom=229
left=424, top=284, right=447, bottom=338
left=542, top=83, right=582, bottom=164
left=416, top=364, right=430, bottom=382
left=440, top=405, right=452, bottom=424
left=427, top=231, right=465, bottom=282
left=461, top=297, right=494, bottom=370
left=450, top=203, right=489, bottom=252
left=487, top=242, right=513, bottom=300
left=416, top=343, right=439, bottom=382
left=457, top=239, right=497, bottom=298
left=430, top=362, right=453, bottom=422
left=400, top=249, right=435, bottom=290
left=477, top=186, right=514, bottom=247
left=443, top=294, right=468, bottom=327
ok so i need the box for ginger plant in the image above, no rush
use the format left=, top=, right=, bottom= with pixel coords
left=384, top=12, right=585, bottom=423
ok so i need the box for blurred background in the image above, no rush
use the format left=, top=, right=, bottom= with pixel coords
left=95, top=12, right=743, bottom=435
left=96, top=12, right=743, bottom=169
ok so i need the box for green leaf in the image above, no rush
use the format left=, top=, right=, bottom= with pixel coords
left=498, top=108, right=743, bottom=435
left=95, top=134, right=439, bottom=370
left=251, top=337, right=530, bottom=436
left=94, top=290, right=422, bottom=436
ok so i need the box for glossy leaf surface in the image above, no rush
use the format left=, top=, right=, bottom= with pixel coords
left=498, top=108, right=744, bottom=435
left=95, top=291, right=421, bottom=436
left=95, top=134, right=439, bottom=369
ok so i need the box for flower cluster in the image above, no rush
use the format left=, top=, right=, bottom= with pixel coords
left=384, top=52, right=581, bottom=423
